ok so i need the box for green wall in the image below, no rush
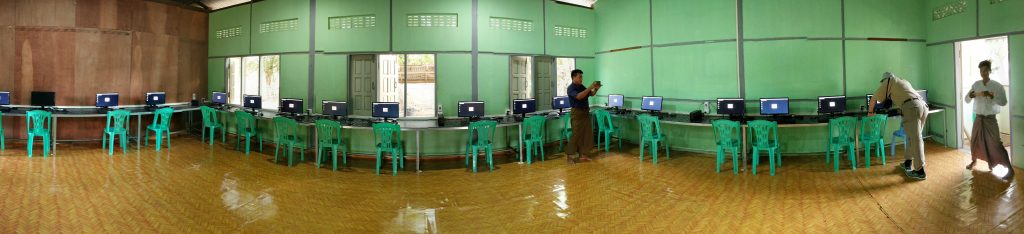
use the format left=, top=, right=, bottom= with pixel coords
left=208, top=0, right=596, bottom=156
left=1012, top=35, right=1023, bottom=168
left=207, top=58, right=225, bottom=96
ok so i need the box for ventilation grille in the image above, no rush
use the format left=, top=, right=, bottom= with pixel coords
left=407, top=14, right=458, bottom=27
left=554, top=26, right=587, bottom=38
left=216, top=26, right=243, bottom=39
left=489, top=17, right=533, bottom=32
left=259, top=18, right=299, bottom=33
left=329, top=15, right=377, bottom=30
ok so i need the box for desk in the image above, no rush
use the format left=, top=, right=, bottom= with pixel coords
left=607, top=108, right=946, bottom=172
left=2, top=104, right=200, bottom=156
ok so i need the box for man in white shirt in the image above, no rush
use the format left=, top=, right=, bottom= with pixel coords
left=964, top=60, right=1013, bottom=180
left=869, top=72, right=928, bottom=180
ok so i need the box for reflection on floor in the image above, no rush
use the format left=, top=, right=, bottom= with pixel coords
left=0, top=136, right=1019, bottom=233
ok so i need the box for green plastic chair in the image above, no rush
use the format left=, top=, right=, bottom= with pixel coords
left=826, top=116, right=857, bottom=172
left=712, top=120, right=741, bottom=174
left=465, top=120, right=498, bottom=172
left=860, top=114, right=888, bottom=168
left=637, top=114, right=670, bottom=164
left=102, top=109, right=131, bottom=156
left=315, top=119, right=348, bottom=171
left=373, top=122, right=405, bottom=176
left=199, top=106, right=226, bottom=145
left=273, top=117, right=306, bottom=167
left=749, top=120, right=781, bottom=176
left=522, top=115, right=546, bottom=164
left=234, top=111, right=263, bottom=155
left=0, top=112, right=5, bottom=151
left=26, top=110, right=52, bottom=158
left=144, top=107, right=173, bottom=151
left=557, top=112, right=572, bottom=152
left=594, top=109, right=622, bottom=152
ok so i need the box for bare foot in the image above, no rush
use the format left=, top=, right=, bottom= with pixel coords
left=578, top=157, right=593, bottom=162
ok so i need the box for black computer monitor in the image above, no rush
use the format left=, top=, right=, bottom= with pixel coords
left=0, top=91, right=9, bottom=106
left=608, top=94, right=624, bottom=108
left=458, top=101, right=485, bottom=119
left=817, top=96, right=846, bottom=114
left=512, top=99, right=536, bottom=115
left=146, top=92, right=166, bottom=107
left=31, top=91, right=56, bottom=108
left=96, top=93, right=119, bottom=108
left=759, top=98, right=789, bottom=116
left=372, top=102, right=400, bottom=120
left=243, top=95, right=262, bottom=110
left=641, top=96, right=663, bottom=112
left=552, top=96, right=571, bottom=111
left=322, top=101, right=348, bottom=117
left=866, top=94, right=890, bottom=111
left=280, top=98, right=303, bottom=115
left=211, top=92, right=228, bottom=104
left=717, top=98, right=745, bottom=116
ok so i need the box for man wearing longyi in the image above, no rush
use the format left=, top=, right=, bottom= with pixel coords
left=565, top=69, right=601, bottom=163
left=869, top=72, right=928, bottom=180
left=964, top=60, right=1014, bottom=181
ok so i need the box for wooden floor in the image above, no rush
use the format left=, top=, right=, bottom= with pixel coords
left=0, top=136, right=1021, bottom=233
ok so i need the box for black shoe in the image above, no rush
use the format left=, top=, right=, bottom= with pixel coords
left=899, top=160, right=912, bottom=172
left=907, top=169, right=926, bottom=180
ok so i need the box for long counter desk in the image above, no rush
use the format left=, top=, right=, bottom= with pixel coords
left=602, top=108, right=946, bottom=171
left=2, top=104, right=201, bottom=156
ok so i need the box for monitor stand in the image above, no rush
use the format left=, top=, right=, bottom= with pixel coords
left=0, top=106, right=10, bottom=113
left=727, top=114, right=745, bottom=123
left=246, top=107, right=260, bottom=116
left=97, top=107, right=112, bottom=114
left=145, top=105, right=160, bottom=111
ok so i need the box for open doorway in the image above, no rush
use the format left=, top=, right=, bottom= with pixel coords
left=955, top=36, right=1012, bottom=175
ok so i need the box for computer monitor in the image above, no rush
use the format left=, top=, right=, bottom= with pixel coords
left=759, top=98, right=789, bottom=116
left=458, top=101, right=485, bottom=119
left=865, top=94, right=890, bottom=111
left=96, top=93, right=119, bottom=108
left=641, top=96, right=663, bottom=111
left=817, top=96, right=846, bottom=114
left=146, top=92, right=166, bottom=107
left=512, top=99, right=536, bottom=115
left=608, top=94, right=624, bottom=108
left=280, top=98, right=303, bottom=115
left=552, top=96, right=571, bottom=111
left=716, top=98, right=745, bottom=116
left=372, top=102, right=400, bottom=119
left=322, top=101, right=348, bottom=117
left=211, top=92, right=228, bottom=104
left=31, top=91, right=56, bottom=108
left=0, top=91, right=10, bottom=106
left=243, top=95, right=262, bottom=110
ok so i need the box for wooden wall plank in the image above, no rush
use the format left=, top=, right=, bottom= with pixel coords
left=132, top=1, right=169, bottom=35
left=0, top=28, right=13, bottom=93
left=130, top=32, right=179, bottom=105
left=0, top=0, right=15, bottom=26
left=75, top=0, right=134, bottom=30
left=14, top=29, right=76, bottom=106
left=75, top=31, right=132, bottom=106
left=16, top=0, right=76, bottom=27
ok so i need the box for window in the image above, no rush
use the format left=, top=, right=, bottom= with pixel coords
left=556, top=58, right=576, bottom=96
left=225, top=55, right=280, bottom=110
left=377, top=54, right=436, bottom=117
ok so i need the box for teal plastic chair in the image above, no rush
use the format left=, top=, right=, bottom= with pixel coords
left=199, top=106, right=225, bottom=145
left=0, top=112, right=5, bottom=151
left=748, top=120, right=781, bottom=176
left=465, top=120, right=498, bottom=172
left=102, top=109, right=131, bottom=156
left=594, top=109, right=622, bottom=152
left=826, top=116, right=857, bottom=172
left=557, top=112, right=572, bottom=152
left=315, top=119, right=348, bottom=171
left=860, top=114, right=888, bottom=168
left=637, top=114, right=670, bottom=164
left=273, top=117, right=306, bottom=167
left=373, top=123, right=405, bottom=176
left=890, top=120, right=907, bottom=157
left=522, top=116, right=546, bottom=164
left=144, top=107, right=173, bottom=151
left=234, top=111, right=263, bottom=155
left=26, top=110, right=52, bottom=158
left=712, top=120, right=741, bottom=174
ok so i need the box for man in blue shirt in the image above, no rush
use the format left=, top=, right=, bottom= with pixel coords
left=565, top=69, right=601, bottom=163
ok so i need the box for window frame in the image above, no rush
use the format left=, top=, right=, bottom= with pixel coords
left=223, top=54, right=281, bottom=111
left=358, top=53, right=438, bottom=118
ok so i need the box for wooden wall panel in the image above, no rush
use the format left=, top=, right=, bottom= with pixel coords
left=15, top=0, right=77, bottom=27
left=0, top=0, right=15, bottom=26
left=132, top=1, right=170, bottom=36
left=0, top=28, right=13, bottom=93
left=130, top=32, right=179, bottom=105
left=177, top=39, right=208, bottom=103
left=75, top=0, right=136, bottom=30
left=75, top=31, right=132, bottom=106
left=14, top=29, right=77, bottom=105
